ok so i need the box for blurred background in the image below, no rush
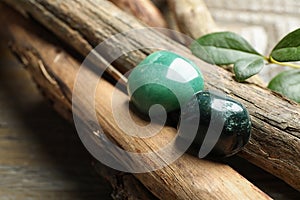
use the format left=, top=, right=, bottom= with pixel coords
left=204, top=0, right=300, bottom=82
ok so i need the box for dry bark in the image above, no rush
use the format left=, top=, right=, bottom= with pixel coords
left=108, top=0, right=167, bottom=28
left=93, top=162, right=158, bottom=200
left=4, top=4, right=271, bottom=199
left=3, top=0, right=300, bottom=191
left=167, top=0, right=219, bottom=38
left=167, top=0, right=265, bottom=86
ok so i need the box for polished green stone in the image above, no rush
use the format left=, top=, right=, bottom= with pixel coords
left=127, top=51, right=204, bottom=114
left=180, top=91, right=251, bottom=157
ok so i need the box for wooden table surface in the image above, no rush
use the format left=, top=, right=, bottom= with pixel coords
left=0, top=33, right=113, bottom=199
left=0, top=29, right=299, bottom=200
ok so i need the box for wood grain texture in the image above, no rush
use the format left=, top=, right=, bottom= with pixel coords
left=108, top=0, right=167, bottom=27
left=166, top=0, right=266, bottom=86
left=94, top=163, right=158, bottom=200
left=6, top=5, right=271, bottom=199
left=0, top=50, right=113, bottom=200
left=1, top=42, right=298, bottom=200
left=167, top=0, right=219, bottom=38
left=0, top=8, right=156, bottom=200
left=3, top=0, right=300, bottom=192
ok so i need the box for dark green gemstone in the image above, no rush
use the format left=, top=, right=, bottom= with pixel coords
left=127, top=51, right=204, bottom=114
left=179, top=91, right=251, bottom=157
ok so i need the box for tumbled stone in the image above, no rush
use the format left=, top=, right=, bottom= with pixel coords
left=179, top=91, right=251, bottom=157
left=127, top=51, right=204, bottom=114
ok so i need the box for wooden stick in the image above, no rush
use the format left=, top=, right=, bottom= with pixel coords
left=167, top=0, right=219, bottom=38
left=93, top=162, right=158, bottom=200
left=166, top=0, right=265, bottom=86
left=108, top=0, right=167, bottom=28
left=162, top=1, right=190, bottom=45
left=5, top=5, right=271, bottom=199
left=3, top=0, right=300, bottom=191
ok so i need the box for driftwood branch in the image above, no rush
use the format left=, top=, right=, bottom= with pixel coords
left=167, top=0, right=219, bottom=38
left=93, top=162, right=158, bottom=200
left=108, top=0, right=167, bottom=28
left=3, top=0, right=300, bottom=191
left=4, top=4, right=271, bottom=199
left=167, top=0, right=265, bottom=86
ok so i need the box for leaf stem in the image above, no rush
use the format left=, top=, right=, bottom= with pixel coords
left=269, top=56, right=300, bottom=69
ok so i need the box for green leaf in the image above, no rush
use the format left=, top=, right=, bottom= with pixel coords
left=268, top=69, right=300, bottom=103
left=270, top=28, right=300, bottom=62
left=234, top=57, right=264, bottom=82
left=191, top=32, right=263, bottom=65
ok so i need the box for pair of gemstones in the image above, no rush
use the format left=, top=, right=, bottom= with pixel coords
left=127, top=51, right=251, bottom=158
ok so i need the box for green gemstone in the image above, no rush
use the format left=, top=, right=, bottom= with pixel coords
left=180, top=91, right=251, bottom=157
left=127, top=51, right=204, bottom=114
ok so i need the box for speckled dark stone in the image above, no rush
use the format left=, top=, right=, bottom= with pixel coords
left=179, top=91, right=251, bottom=158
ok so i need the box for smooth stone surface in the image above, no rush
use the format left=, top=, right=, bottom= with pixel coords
left=179, top=91, right=251, bottom=157
left=127, top=51, right=204, bottom=114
